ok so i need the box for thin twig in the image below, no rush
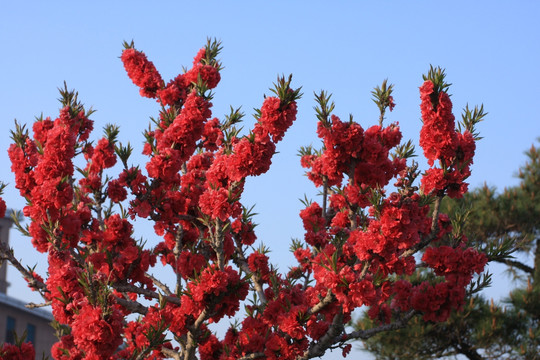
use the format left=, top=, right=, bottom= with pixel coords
left=173, top=225, right=184, bottom=295
left=322, top=176, right=328, bottom=219
left=112, top=282, right=180, bottom=305
left=0, top=241, right=48, bottom=297
left=147, top=273, right=173, bottom=296
left=25, top=301, right=52, bottom=309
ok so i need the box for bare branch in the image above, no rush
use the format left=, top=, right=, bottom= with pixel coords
left=347, top=310, right=417, bottom=340
left=115, top=297, right=149, bottom=315
left=25, top=301, right=52, bottom=309
left=173, top=225, right=184, bottom=295
left=307, top=290, right=334, bottom=316
left=112, top=282, right=180, bottom=305
left=0, top=241, right=48, bottom=298
left=147, top=273, right=174, bottom=296
left=161, top=346, right=182, bottom=360
left=322, top=176, right=328, bottom=219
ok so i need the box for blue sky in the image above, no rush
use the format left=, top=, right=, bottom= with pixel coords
left=1, top=2, right=539, bottom=359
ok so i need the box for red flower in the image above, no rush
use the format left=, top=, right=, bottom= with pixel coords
left=227, top=136, right=276, bottom=181
left=0, top=342, right=35, bottom=360
left=121, top=48, right=163, bottom=98
left=299, top=202, right=328, bottom=247
left=201, top=117, right=223, bottom=151
left=419, top=80, right=458, bottom=166
left=157, top=80, right=186, bottom=106
left=248, top=251, right=270, bottom=280
left=259, top=96, right=298, bottom=142
left=107, top=178, right=127, bottom=202
left=103, top=214, right=133, bottom=245
left=87, top=138, right=116, bottom=174
left=199, top=187, right=239, bottom=222
left=157, top=92, right=212, bottom=163
left=71, top=303, right=124, bottom=358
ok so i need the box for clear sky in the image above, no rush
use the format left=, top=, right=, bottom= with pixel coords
left=1, top=2, right=539, bottom=359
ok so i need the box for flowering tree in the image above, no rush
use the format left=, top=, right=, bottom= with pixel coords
left=0, top=39, right=491, bottom=359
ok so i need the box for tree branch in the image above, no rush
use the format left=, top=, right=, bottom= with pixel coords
left=347, top=310, right=417, bottom=340
left=161, top=347, right=181, bottom=360
left=147, top=273, right=174, bottom=296
left=233, top=242, right=267, bottom=305
left=112, top=282, right=180, bottom=305
left=184, top=309, right=210, bottom=360
left=304, top=309, right=344, bottom=359
left=115, top=296, right=148, bottom=315
left=172, top=225, right=184, bottom=295
left=307, top=290, right=334, bottom=316
left=322, top=176, right=328, bottom=219
left=25, top=301, right=52, bottom=309
left=0, top=241, right=48, bottom=298
left=495, top=258, right=534, bottom=275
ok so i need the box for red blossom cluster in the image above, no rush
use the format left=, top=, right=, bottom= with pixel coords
left=1, top=41, right=489, bottom=360
left=419, top=68, right=477, bottom=198
left=0, top=342, right=35, bottom=360
left=121, top=47, right=163, bottom=98
left=302, top=114, right=403, bottom=189
left=292, top=69, right=485, bottom=354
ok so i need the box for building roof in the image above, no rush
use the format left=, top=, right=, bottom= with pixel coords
left=0, top=292, right=53, bottom=322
